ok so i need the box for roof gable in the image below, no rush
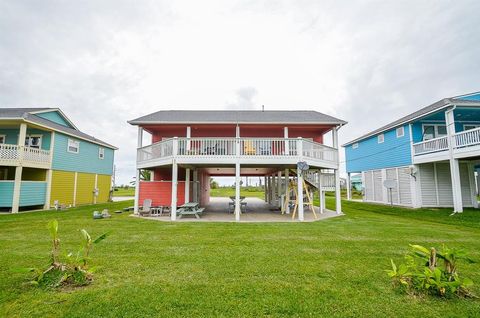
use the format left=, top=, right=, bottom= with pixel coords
left=32, top=109, right=77, bottom=129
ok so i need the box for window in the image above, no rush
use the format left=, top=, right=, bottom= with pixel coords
left=396, top=127, right=404, bottom=138
left=378, top=134, right=384, bottom=143
left=24, top=135, right=42, bottom=149
left=464, top=124, right=480, bottom=131
left=422, top=125, right=447, bottom=141
left=67, top=139, right=80, bottom=153
left=99, top=147, right=105, bottom=159
left=352, top=143, right=359, bottom=149
left=0, top=135, right=5, bottom=144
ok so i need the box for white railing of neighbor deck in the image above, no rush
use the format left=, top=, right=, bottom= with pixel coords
left=412, top=136, right=449, bottom=155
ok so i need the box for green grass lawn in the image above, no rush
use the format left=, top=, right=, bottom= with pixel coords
left=210, top=186, right=265, bottom=199
left=112, top=187, right=135, bottom=197
left=1, top=200, right=479, bottom=317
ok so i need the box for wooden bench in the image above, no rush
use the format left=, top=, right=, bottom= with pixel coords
left=177, top=207, right=205, bottom=219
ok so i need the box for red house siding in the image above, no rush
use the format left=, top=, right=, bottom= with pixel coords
left=139, top=181, right=186, bottom=207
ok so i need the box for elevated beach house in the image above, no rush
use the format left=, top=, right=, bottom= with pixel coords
left=128, top=110, right=346, bottom=221
left=0, top=108, right=116, bottom=212
left=344, top=92, right=480, bottom=212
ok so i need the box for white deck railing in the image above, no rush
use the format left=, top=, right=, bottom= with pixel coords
left=454, top=127, right=480, bottom=148
left=413, top=136, right=449, bottom=155
left=413, top=127, right=480, bottom=156
left=0, top=144, right=51, bottom=166
left=137, top=137, right=338, bottom=165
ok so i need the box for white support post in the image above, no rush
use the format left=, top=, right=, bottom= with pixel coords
left=44, top=131, right=55, bottom=210
left=346, top=172, right=352, bottom=201
left=445, top=108, right=463, bottom=213
left=333, top=126, right=342, bottom=214
left=318, top=170, right=324, bottom=213
left=468, top=163, right=478, bottom=208
left=284, top=127, right=289, bottom=155
left=134, top=127, right=144, bottom=215
left=185, top=168, right=190, bottom=203
left=277, top=171, right=282, bottom=208
left=73, top=172, right=78, bottom=207
left=297, top=167, right=304, bottom=221
left=267, top=176, right=271, bottom=204
left=284, top=168, right=290, bottom=214
left=186, top=126, right=191, bottom=152
left=264, top=176, right=268, bottom=202
left=235, top=162, right=241, bottom=221
left=171, top=161, right=178, bottom=221
left=11, top=166, right=23, bottom=213
left=94, top=173, right=98, bottom=204
left=236, top=125, right=240, bottom=138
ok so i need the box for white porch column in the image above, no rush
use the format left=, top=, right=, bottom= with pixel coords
left=277, top=171, right=282, bottom=208
left=185, top=168, right=190, bottom=203
left=284, top=168, right=290, bottom=214
left=11, top=166, right=23, bottom=213
left=12, top=123, right=28, bottom=213
left=171, top=161, right=178, bottom=220
left=186, top=126, right=191, bottom=152
left=445, top=108, right=463, bottom=213
left=297, top=167, right=304, bottom=221
left=134, top=127, right=144, bottom=215
left=284, top=127, right=289, bottom=155
left=346, top=172, right=352, bottom=201
left=44, top=131, right=55, bottom=210
left=264, top=176, right=268, bottom=202
left=318, top=170, right=324, bottom=214
left=235, top=162, right=241, bottom=221
left=333, top=126, right=342, bottom=214
left=468, top=163, right=478, bottom=208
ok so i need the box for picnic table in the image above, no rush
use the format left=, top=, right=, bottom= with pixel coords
left=177, top=202, right=205, bottom=219
left=228, top=196, right=247, bottom=213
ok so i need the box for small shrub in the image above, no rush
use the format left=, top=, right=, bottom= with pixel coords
left=15, top=220, right=108, bottom=289
left=386, top=244, right=476, bottom=298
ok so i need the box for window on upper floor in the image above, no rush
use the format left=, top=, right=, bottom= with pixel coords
left=67, top=138, right=80, bottom=153
left=99, top=147, right=105, bottom=159
left=423, top=125, right=447, bottom=141
left=396, top=127, right=404, bottom=138
left=0, top=135, right=5, bottom=144
left=352, top=143, right=359, bottom=149
left=24, top=135, right=42, bottom=149
left=378, top=134, right=384, bottom=143
left=464, top=124, right=480, bottom=131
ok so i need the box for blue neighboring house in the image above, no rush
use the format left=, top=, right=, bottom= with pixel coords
left=343, top=92, right=480, bottom=213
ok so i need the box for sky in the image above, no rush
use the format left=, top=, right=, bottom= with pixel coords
left=1, top=0, right=479, bottom=185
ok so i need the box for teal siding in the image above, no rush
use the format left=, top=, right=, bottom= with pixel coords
left=19, top=182, right=46, bottom=206
left=0, top=128, right=52, bottom=150
left=36, top=111, right=74, bottom=128
left=345, top=124, right=412, bottom=173
left=52, top=133, right=114, bottom=175
left=0, top=182, right=14, bottom=207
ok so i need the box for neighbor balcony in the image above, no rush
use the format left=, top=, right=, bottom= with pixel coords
left=0, top=144, right=51, bottom=169
left=136, top=137, right=338, bottom=169
left=412, top=127, right=480, bottom=163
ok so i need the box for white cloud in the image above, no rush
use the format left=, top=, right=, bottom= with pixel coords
left=1, top=0, right=479, bottom=183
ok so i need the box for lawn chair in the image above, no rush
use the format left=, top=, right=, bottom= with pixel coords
left=139, top=199, right=153, bottom=216
left=243, top=140, right=256, bottom=155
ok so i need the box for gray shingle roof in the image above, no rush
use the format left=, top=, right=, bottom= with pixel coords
left=128, top=110, right=347, bottom=125
left=0, top=108, right=116, bottom=149
left=343, top=93, right=480, bottom=146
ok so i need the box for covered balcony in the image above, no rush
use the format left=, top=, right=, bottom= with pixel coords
left=0, top=144, right=51, bottom=169
left=137, top=137, right=339, bottom=169
left=413, top=126, right=480, bottom=163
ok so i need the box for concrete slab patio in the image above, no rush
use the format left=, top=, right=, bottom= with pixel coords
left=137, top=197, right=343, bottom=222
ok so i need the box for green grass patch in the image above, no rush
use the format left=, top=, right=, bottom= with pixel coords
left=113, top=187, right=135, bottom=197
left=0, top=199, right=479, bottom=317
left=210, top=186, right=265, bottom=199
